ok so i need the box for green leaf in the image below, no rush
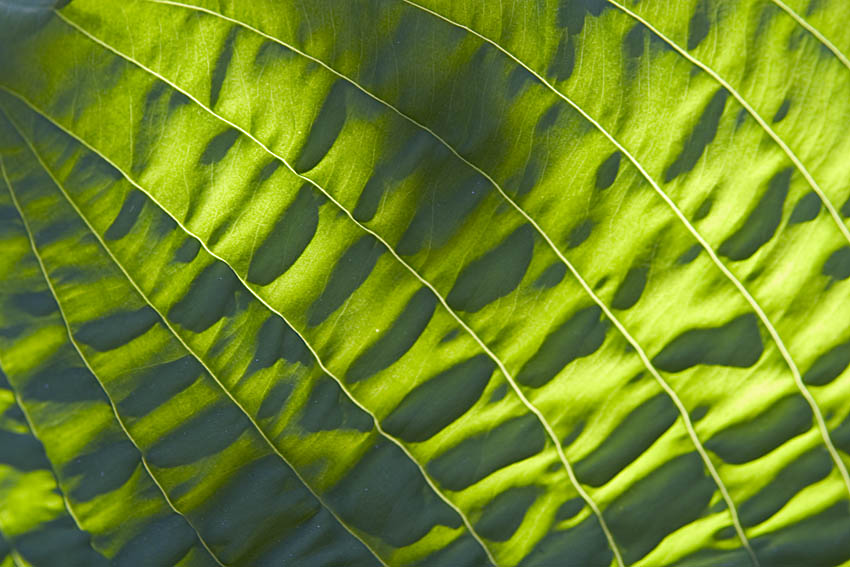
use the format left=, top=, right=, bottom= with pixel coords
left=1, top=0, right=850, bottom=565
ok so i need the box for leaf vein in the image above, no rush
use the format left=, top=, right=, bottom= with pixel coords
left=608, top=0, right=850, bottom=502
left=0, top=356, right=103, bottom=563
left=0, top=146, right=227, bottom=567
left=0, top=84, right=481, bottom=567
left=4, top=101, right=395, bottom=567
left=145, top=4, right=763, bottom=563
left=402, top=0, right=850, bottom=511
left=770, top=0, right=850, bottom=72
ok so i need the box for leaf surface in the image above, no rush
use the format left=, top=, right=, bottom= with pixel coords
left=1, top=0, right=850, bottom=565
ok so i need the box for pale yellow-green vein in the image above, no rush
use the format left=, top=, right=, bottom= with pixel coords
left=53, top=11, right=613, bottom=565
left=3, top=102, right=392, bottom=567
left=607, top=0, right=850, bottom=500
left=138, top=1, right=763, bottom=563
left=770, top=0, right=850, bottom=72
left=0, top=359, right=88, bottom=542
left=402, top=0, right=850, bottom=503
left=0, top=144, right=228, bottom=567
left=0, top=84, right=493, bottom=567
left=0, top=353, right=100, bottom=564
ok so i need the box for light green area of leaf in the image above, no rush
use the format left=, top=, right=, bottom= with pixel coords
left=1, top=0, right=850, bottom=565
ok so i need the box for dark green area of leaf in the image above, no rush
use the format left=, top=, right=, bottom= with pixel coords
left=664, top=89, right=728, bottom=183
left=624, top=23, right=647, bottom=59
left=210, top=27, right=237, bottom=109
left=511, top=158, right=543, bottom=197
left=10, top=516, right=108, bottom=567
left=842, top=194, right=850, bottom=218
left=595, top=151, right=621, bottom=191
left=822, top=246, right=850, bottom=280
left=133, top=82, right=172, bottom=175
left=193, top=454, right=376, bottom=566
left=604, top=453, right=716, bottom=564
left=611, top=265, right=648, bottom=310
left=687, top=6, right=710, bottom=50
left=428, top=414, right=545, bottom=491
left=247, top=315, right=311, bottom=376
left=705, top=395, right=812, bottom=464
left=547, top=34, right=575, bottom=82
left=566, top=218, right=594, bottom=249
left=554, top=498, right=584, bottom=522
left=111, top=515, right=207, bottom=567
left=0, top=427, right=51, bottom=471
left=447, top=224, right=534, bottom=312
left=517, top=305, right=608, bottom=388
left=247, top=184, right=319, bottom=285
left=507, top=66, right=536, bottom=100
left=738, top=447, right=832, bottom=527
left=117, top=356, right=202, bottom=418
left=354, top=131, right=436, bottom=222
left=475, top=485, right=541, bottom=542
left=718, top=168, right=791, bottom=261
left=671, top=542, right=750, bottom=566
left=328, top=443, right=462, bottom=547
left=347, top=288, right=437, bottom=382
left=833, top=413, right=850, bottom=453
left=749, top=502, right=850, bottom=567
left=533, top=262, right=566, bottom=289
left=34, top=216, right=77, bottom=248
left=693, top=196, right=713, bottom=221
left=397, top=175, right=488, bottom=256
left=298, top=377, right=372, bottom=433
left=307, top=235, right=384, bottom=326
left=772, top=98, right=791, bottom=123
left=803, top=341, right=850, bottom=386
left=690, top=405, right=709, bottom=423
left=676, top=243, right=702, bottom=265
left=256, top=381, right=294, bottom=422
left=104, top=190, right=146, bottom=240
left=199, top=128, right=240, bottom=165
left=75, top=306, right=159, bottom=352
left=23, top=364, right=102, bottom=403
left=382, top=354, right=494, bottom=443
left=519, top=516, right=612, bottom=567
left=11, top=290, right=56, bottom=316
left=789, top=191, right=822, bottom=224
left=64, top=439, right=137, bottom=501
left=147, top=403, right=249, bottom=468
left=557, top=0, right=608, bottom=36
left=169, top=262, right=245, bottom=332
left=651, top=313, right=763, bottom=372
left=294, top=81, right=348, bottom=173
left=418, top=534, right=493, bottom=567
left=574, top=393, right=679, bottom=487
left=173, top=237, right=200, bottom=263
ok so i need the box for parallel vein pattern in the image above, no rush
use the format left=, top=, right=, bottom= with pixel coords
left=138, top=1, right=760, bottom=563
left=2, top=0, right=850, bottom=565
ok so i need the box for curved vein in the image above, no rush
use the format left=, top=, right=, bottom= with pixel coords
left=139, top=0, right=759, bottom=561
left=0, top=358, right=89, bottom=543
left=607, top=0, right=850, bottom=498
left=0, top=355, right=104, bottom=563
left=52, top=10, right=618, bottom=565
left=401, top=0, right=850, bottom=500
left=0, top=84, right=493, bottom=567
left=770, top=0, right=850, bottom=72
left=3, top=103, right=394, bottom=567
left=606, top=0, right=850, bottom=244
left=0, top=148, right=227, bottom=567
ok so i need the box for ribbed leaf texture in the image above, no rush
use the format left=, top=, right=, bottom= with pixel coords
left=1, top=0, right=850, bottom=565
